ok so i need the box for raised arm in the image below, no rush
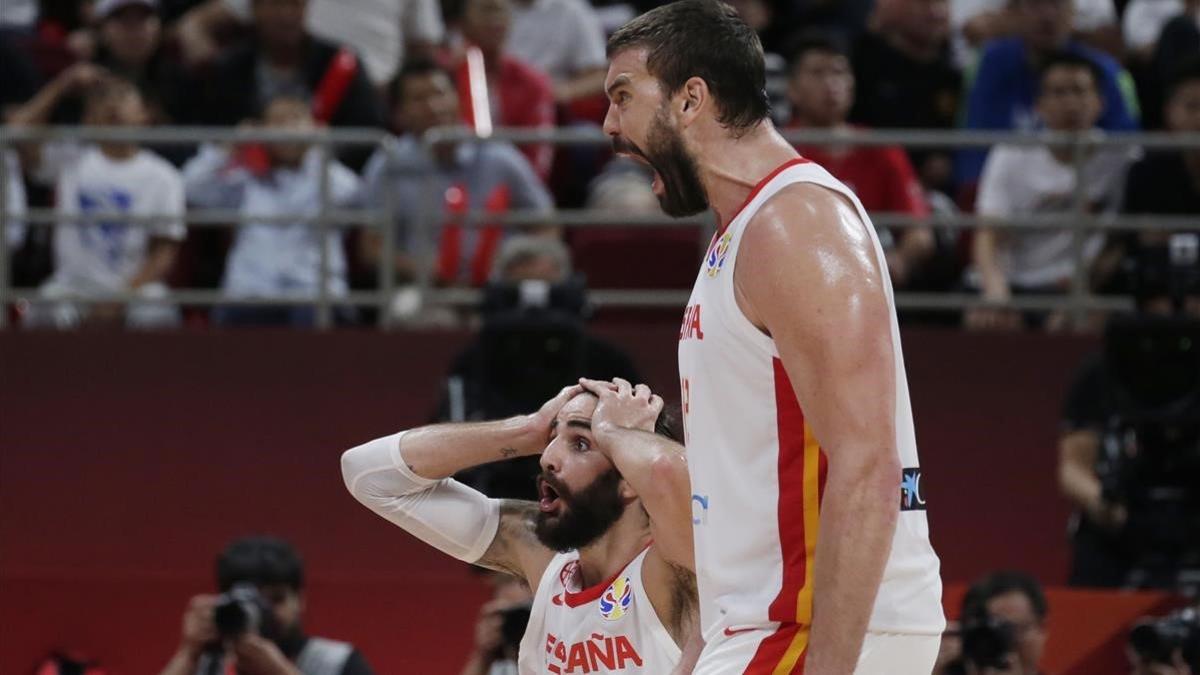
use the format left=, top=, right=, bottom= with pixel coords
left=736, top=184, right=901, bottom=675
left=340, top=386, right=583, bottom=586
left=579, top=377, right=697, bottom=644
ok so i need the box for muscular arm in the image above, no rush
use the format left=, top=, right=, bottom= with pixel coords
left=341, top=388, right=581, bottom=585
left=736, top=185, right=901, bottom=674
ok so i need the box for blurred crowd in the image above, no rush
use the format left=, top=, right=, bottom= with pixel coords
left=1, top=0, right=1198, bottom=329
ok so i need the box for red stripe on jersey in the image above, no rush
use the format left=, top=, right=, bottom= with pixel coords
left=766, top=357, right=810, bottom=624
left=741, top=623, right=808, bottom=675
left=720, top=157, right=812, bottom=234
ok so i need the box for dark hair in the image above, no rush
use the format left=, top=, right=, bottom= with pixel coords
left=216, top=536, right=305, bottom=592
left=653, top=405, right=683, bottom=444
left=961, top=570, right=1048, bottom=622
left=391, top=57, right=454, bottom=106
left=783, top=32, right=850, bottom=73
left=1165, top=56, right=1200, bottom=103
left=1037, top=51, right=1103, bottom=94
left=607, top=0, right=770, bottom=133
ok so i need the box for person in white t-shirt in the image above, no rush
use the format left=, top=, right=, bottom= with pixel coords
left=182, top=95, right=361, bottom=327
left=25, top=80, right=186, bottom=329
left=970, top=52, right=1137, bottom=331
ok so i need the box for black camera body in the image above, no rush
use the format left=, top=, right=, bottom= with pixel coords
left=1130, top=607, right=1200, bottom=669
left=960, top=615, right=1019, bottom=670
left=213, top=583, right=280, bottom=641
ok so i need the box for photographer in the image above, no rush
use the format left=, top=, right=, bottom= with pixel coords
left=1059, top=235, right=1200, bottom=590
left=158, top=536, right=374, bottom=675
left=938, top=571, right=1048, bottom=675
left=1127, top=605, right=1200, bottom=675
left=458, top=572, right=531, bottom=675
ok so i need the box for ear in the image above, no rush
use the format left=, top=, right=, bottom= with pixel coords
left=676, top=76, right=710, bottom=127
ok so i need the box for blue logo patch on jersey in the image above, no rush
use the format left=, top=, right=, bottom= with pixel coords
left=900, top=468, right=926, bottom=511
left=598, top=575, right=634, bottom=621
left=705, top=231, right=733, bottom=278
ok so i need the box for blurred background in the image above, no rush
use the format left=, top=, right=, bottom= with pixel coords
left=1, top=0, right=1199, bottom=673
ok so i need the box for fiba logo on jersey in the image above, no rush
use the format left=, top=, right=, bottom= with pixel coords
left=598, top=576, right=634, bottom=621
left=705, top=231, right=734, bottom=278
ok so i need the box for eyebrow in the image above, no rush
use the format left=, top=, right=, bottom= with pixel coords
left=606, top=75, right=632, bottom=99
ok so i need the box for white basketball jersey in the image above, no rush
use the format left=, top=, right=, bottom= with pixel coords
left=677, top=159, right=946, bottom=646
left=519, top=548, right=681, bottom=674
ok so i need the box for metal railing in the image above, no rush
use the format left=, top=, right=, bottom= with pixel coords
left=2, top=124, right=1199, bottom=330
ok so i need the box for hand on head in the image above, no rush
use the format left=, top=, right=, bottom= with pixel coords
left=579, top=377, right=664, bottom=436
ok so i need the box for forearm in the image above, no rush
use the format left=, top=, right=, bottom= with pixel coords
left=554, top=68, right=606, bottom=102
left=973, top=228, right=1009, bottom=300
left=400, top=417, right=544, bottom=479
left=1060, top=461, right=1102, bottom=513
left=458, top=652, right=494, bottom=675
left=805, top=454, right=899, bottom=674
left=129, top=243, right=178, bottom=289
left=8, top=78, right=71, bottom=128
left=594, top=423, right=687, bottom=515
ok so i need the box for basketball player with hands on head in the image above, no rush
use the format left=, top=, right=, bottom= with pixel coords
left=602, top=1, right=945, bottom=673
left=341, top=379, right=698, bottom=674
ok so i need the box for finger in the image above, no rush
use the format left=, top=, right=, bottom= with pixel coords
left=612, top=377, right=633, bottom=397
left=649, top=394, right=664, bottom=416
left=633, top=383, right=652, bottom=401
left=579, top=377, right=617, bottom=392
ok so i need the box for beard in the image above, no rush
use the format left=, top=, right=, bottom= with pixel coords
left=618, top=108, right=709, bottom=217
left=534, top=468, right=627, bottom=553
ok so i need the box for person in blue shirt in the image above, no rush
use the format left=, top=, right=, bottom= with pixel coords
left=957, top=0, right=1140, bottom=192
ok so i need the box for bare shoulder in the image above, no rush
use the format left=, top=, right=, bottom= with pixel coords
left=476, top=500, right=556, bottom=587
left=735, top=182, right=888, bottom=330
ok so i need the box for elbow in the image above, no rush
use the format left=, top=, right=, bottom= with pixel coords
left=340, top=445, right=366, bottom=498
left=647, top=452, right=691, bottom=507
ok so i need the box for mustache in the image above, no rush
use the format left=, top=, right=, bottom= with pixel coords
left=538, top=472, right=571, bottom=499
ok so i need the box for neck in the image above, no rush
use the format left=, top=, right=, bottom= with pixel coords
left=574, top=510, right=651, bottom=588
left=693, top=121, right=802, bottom=228
left=99, top=142, right=138, bottom=161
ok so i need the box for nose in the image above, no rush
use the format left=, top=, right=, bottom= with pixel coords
left=602, top=103, right=620, bottom=139
left=540, top=436, right=564, bottom=474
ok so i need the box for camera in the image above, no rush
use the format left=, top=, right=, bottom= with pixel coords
left=960, top=615, right=1019, bottom=670
left=499, top=604, right=532, bottom=652
left=213, top=583, right=280, bottom=641
left=1129, top=607, right=1200, bottom=668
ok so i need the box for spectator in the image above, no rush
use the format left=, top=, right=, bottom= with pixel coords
left=850, top=0, right=963, bottom=194
left=92, top=0, right=187, bottom=126
left=15, top=79, right=185, bottom=329
left=951, top=0, right=1120, bottom=65
left=360, top=60, right=552, bottom=288
left=178, top=0, right=445, bottom=87
left=1153, top=1, right=1200, bottom=91
left=437, top=234, right=642, bottom=500
left=960, top=571, right=1048, bottom=675
left=969, top=53, right=1137, bottom=331
left=459, top=572, right=532, bottom=675
left=456, top=0, right=556, bottom=180
left=504, top=0, right=607, bottom=104
left=182, top=95, right=361, bottom=327
left=157, top=536, right=375, bottom=675
left=178, top=0, right=384, bottom=169
left=1096, top=58, right=1200, bottom=294
left=956, top=0, right=1139, bottom=190
left=786, top=35, right=937, bottom=290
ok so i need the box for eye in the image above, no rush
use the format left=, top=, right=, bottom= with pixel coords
left=574, top=437, right=591, bottom=452
left=618, top=92, right=631, bottom=106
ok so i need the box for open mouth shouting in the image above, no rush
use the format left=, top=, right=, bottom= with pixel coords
left=538, top=476, right=565, bottom=514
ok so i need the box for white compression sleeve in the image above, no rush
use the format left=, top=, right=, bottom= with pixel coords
left=341, top=432, right=501, bottom=564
